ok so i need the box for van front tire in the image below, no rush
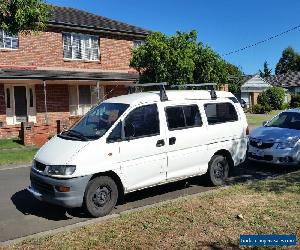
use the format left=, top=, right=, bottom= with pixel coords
left=83, top=176, right=118, bottom=217
left=206, top=155, right=229, bottom=186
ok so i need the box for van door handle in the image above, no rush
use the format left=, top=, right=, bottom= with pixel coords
left=156, top=139, right=165, bottom=147
left=169, top=137, right=176, bottom=145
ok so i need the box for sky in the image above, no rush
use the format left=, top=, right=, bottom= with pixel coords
left=47, top=0, right=300, bottom=75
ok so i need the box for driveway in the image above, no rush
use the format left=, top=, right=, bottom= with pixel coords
left=0, top=163, right=298, bottom=242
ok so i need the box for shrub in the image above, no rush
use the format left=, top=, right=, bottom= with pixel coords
left=290, top=94, right=300, bottom=108
left=257, top=87, right=285, bottom=110
left=251, top=104, right=272, bottom=114
left=281, top=102, right=290, bottom=110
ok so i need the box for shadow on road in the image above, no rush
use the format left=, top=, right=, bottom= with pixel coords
left=11, top=189, right=86, bottom=220
left=10, top=161, right=300, bottom=221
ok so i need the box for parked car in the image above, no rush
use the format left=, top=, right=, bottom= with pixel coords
left=28, top=88, right=248, bottom=217
left=248, top=109, right=300, bottom=165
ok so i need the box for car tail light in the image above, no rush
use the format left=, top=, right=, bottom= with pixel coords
left=246, top=126, right=250, bottom=135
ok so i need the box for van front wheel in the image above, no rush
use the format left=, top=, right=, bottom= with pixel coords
left=84, top=176, right=118, bottom=217
left=207, top=155, right=229, bottom=186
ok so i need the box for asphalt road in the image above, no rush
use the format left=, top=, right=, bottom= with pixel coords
left=0, top=163, right=298, bottom=242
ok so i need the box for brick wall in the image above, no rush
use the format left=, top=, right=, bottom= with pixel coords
left=0, top=30, right=136, bottom=71
left=35, top=84, right=70, bottom=125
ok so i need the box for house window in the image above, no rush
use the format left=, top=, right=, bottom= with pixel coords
left=29, top=88, right=34, bottom=107
left=69, top=85, right=100, bottom=116
left=63, top=33, right=99, bottom=61
left=6, top=88, right=11, bottom=108
left=133, top=40, right=145, bottom=48
left=0, top=30, right=19, bottom=49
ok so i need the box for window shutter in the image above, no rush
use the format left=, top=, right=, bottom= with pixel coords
left=91, top=37, right=99, bottom=61
left=72, top=34, right=82, bottom=59
left=63, top=33, right=72, bottom=59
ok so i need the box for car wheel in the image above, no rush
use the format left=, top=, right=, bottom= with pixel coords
left=83, top=176, right=118, bottom=217
left=206, top=155, right=229, bottom=186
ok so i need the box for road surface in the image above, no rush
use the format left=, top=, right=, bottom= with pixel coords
left=0, top=163, right=297, bottom=242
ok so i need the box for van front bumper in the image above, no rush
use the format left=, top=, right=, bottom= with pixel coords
left=248, top=145, right=299, bottom=166
left=28, top=169, right=91, bottom=208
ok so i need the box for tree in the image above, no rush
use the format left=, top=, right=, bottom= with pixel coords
left=194, top=45, right=228, bottom=85
left=259, top=61, right=272, bottom=77
left=275, top=47, right=300, bottom=75
left=130, top=30, right=231, bottom=86
left=0, top=0, right=50, bottom=34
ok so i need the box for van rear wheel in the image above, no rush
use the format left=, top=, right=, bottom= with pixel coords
left=206, top=155, right=229, bottom=186
left=84, top=176, right=118, bottom=217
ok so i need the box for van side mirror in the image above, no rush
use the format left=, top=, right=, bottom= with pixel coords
left=262, top=121, right=268, bottom=126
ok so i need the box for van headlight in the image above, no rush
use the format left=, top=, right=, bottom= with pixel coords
left=46, top=165, right=76, bottom=176
left=277, top=136, right=299, bottom=149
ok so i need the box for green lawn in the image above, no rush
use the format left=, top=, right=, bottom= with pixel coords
left=0, top=139, right=38, bottom=165
left=0, top=139, right=24, bottom=150
left=246, top=110, right=282, bottom=127
left=7, top=170, right=300, bottom=250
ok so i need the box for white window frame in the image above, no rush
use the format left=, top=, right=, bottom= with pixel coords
left=4, top=84, right=36, bottom=125
left=63, top=32, right=100, bottom=61
left=69, top=85, right=92, bottom=116
left=0, top=30, right=19, bottom=50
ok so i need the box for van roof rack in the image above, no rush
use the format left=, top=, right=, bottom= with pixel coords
left=127, top=82, right=168, bottom=101
left=170, top=83, right=217, bottom=100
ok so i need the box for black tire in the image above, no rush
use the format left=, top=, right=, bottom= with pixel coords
left=83, top=176, right=118, bottom=217
left=206, top=155, right=229, bottom=186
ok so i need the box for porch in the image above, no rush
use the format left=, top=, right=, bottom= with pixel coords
left=0, top=69, right=138, bottom=143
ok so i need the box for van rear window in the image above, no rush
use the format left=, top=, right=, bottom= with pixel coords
left=204, top=102, right=238, bottom=125
left=165, top=105, right=202, bottom=130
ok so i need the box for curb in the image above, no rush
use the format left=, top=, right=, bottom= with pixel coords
left=0, top=186, right=228, bottom=247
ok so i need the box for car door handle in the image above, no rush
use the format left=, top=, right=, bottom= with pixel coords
left=169, top=137, right=176, bottom=145
left=156, top=139, right=165, bottom=147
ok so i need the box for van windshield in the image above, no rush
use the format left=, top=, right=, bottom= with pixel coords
left=59, top=103, right=129, bottom=141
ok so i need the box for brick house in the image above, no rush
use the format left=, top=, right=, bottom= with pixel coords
left=0, top=6, right=149, bottom=141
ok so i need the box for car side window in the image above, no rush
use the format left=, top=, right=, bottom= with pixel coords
left=165, top=104, right=202, bottom=130
left=124, top=104, right=160, bottom=139
left=204, top=102, right=238, bottom=125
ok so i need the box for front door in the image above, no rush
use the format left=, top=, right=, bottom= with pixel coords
left=14, top=86, right=27, bottom=123
left=119, top=104, right=167, bottom=192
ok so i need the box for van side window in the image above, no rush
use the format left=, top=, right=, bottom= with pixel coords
left=165, top=105, right=202, bottom=130
left=204, top=102, right=238, bottom=125
left=124, top=104, right=159, bottom=138
left=107, top=122, right=122, bottom=143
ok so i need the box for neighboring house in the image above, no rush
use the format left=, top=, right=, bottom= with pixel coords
left=0, top=6, right=149, bottom=139
left=267, top=71, right=300, bottom=94
left=240, top=74, right=271, bottom=107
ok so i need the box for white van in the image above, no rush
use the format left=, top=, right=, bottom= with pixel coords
left=28, top=89, right=248, bottom=217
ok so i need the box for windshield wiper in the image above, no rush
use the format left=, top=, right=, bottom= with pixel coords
left=61, top=130, right=88, bottom=141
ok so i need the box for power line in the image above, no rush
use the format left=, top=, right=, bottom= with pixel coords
left=222, top=24, right=300, bottom=56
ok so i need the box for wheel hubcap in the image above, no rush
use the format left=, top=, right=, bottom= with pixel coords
left=214, top=162, right=225, bottom=179
left=92, top=186, right=111, bottom=207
